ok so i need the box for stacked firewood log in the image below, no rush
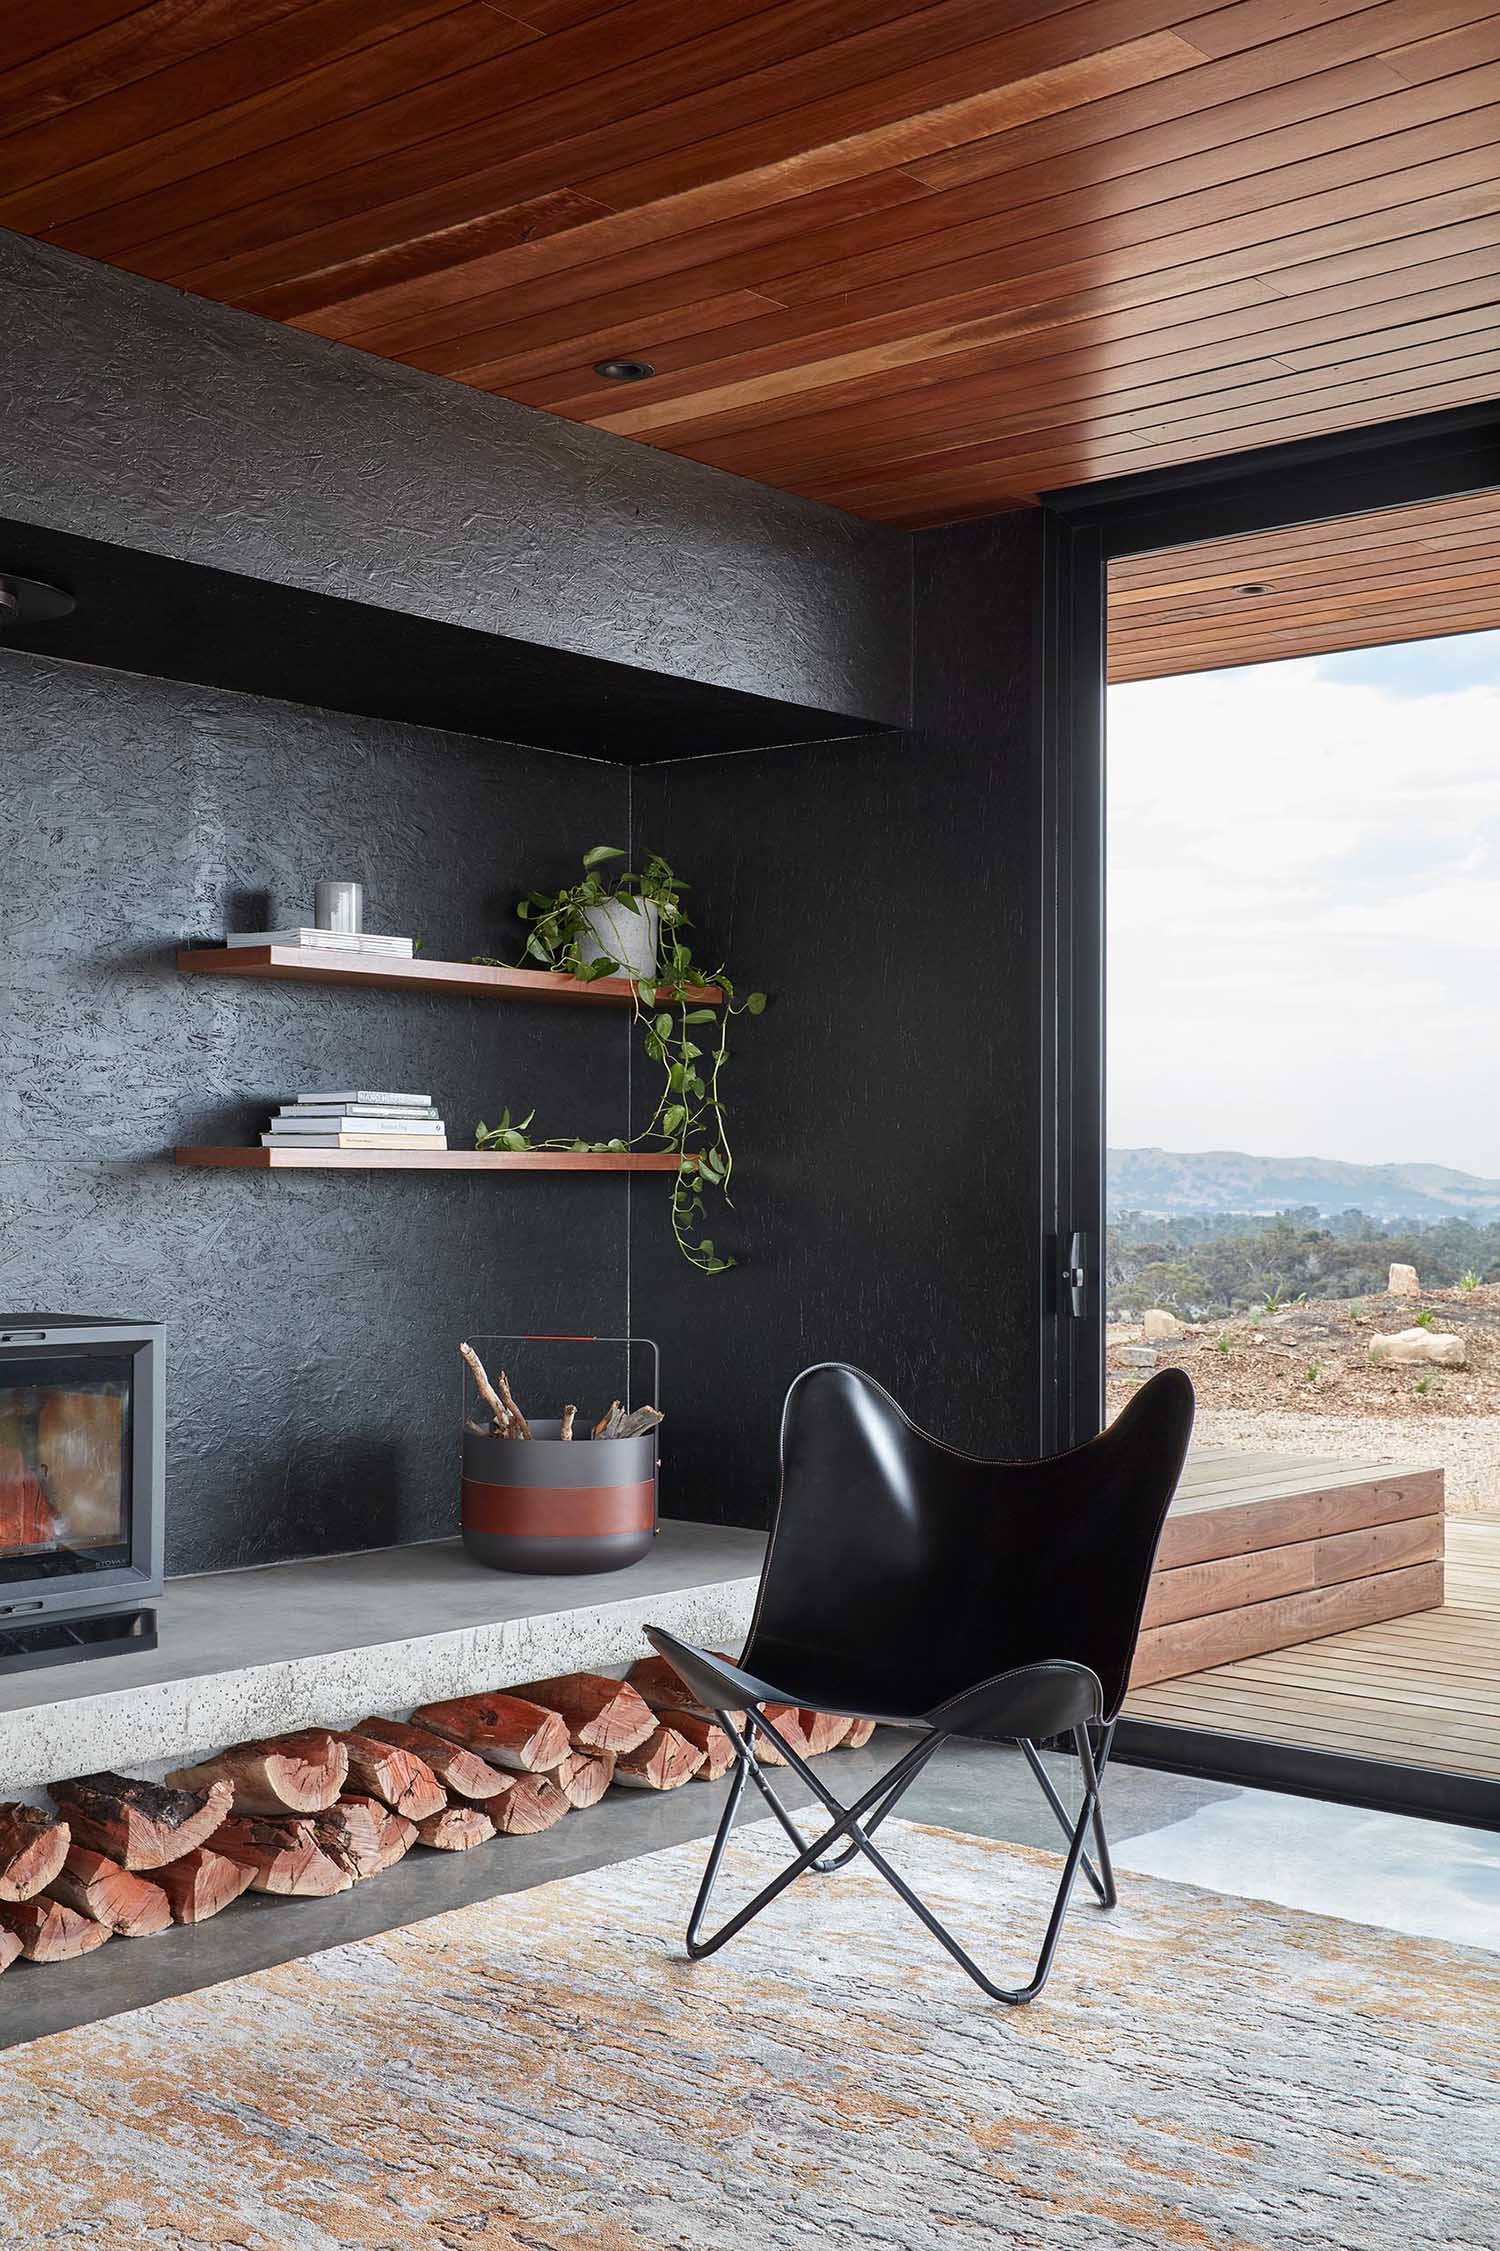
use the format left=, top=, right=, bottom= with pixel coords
left=0, top=1649, right=875, bottom=1972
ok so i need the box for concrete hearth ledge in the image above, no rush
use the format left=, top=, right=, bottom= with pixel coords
left=0, top=1523, right=766, bottom=1792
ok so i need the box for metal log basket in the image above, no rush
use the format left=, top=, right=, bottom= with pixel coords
left=460, top=1334, right=659, bottom=1575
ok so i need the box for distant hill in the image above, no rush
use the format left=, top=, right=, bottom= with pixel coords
left=1108, top=1145, right=1500, bottom=1222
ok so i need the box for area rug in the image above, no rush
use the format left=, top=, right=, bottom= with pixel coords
left=1, top=1819, right=1495, bottom=2251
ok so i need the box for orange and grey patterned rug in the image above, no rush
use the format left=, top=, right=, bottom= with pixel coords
left=2, top=1818, right=1496, bottom=2249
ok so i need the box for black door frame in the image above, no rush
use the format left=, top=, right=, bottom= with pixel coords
left=1037, top=398, right=1500, bottom=1828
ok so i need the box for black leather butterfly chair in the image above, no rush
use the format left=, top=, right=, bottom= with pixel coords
left=648, top=1362, right=1195, bottom=2005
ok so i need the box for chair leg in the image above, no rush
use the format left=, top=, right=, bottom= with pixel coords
left=732, top=1716, right=916, bottom=1876
left=1019, top=1721, right=1117, bottom=1909
left=687, top=1712, right=940, bottom=1953
left=682, top=1707, right=1104, bottom=2006
left=1088, top=1720, right=1118, bottom=1910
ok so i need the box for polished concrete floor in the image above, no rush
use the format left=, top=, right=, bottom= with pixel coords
left=4, top=1735, right=1495, bottom=2051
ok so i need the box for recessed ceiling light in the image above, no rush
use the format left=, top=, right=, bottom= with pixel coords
left=0, top=573, right=75, bottom=629
left=1235, top=581, right=1272, bottom=597
left=593, top=357, right=656, bottom=382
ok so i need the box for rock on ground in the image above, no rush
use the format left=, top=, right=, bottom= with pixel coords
left=1369, top=1329, right=1467, bottom=1368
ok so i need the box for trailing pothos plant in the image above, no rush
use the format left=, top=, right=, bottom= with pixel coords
left=474, top=847, right=765, bottom=1274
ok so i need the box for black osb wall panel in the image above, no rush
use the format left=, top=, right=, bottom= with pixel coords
left=0, top=650, right=631, bottom=1574
left=1, top=232, right=911, bottom=732
left=629, top=514, right=1046, bottom=1529
left=0, top=233, right=917, bottom=1578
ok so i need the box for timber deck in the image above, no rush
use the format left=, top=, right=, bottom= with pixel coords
left=1129, top=1447, right=1497, bottom=1783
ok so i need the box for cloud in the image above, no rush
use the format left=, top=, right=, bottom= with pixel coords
left=1312, top=628, right=1500, bottom=699
left=1107, top=634, right=1500, bottom=1174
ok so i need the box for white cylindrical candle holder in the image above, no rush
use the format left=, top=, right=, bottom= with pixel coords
left=314, top=879, right=363, bottom=935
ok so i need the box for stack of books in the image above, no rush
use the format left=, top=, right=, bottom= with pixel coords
left=226, top=928, right=414, bottom=958
left=262, top=1090, right=447, bottom=1151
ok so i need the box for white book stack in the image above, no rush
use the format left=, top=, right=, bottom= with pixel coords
left=263, top=1090, right=448, bottom=1150
left=226, top=928, right=415, bottom=958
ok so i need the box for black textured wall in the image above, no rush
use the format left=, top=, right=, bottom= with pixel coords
left=1, top=238, right=1051, bottom=1574
left=0, top=650, right=632, bottom=1573
left=629, top=514, right=1046, bottom=1527
left=0, top=232, right=911, bottom=730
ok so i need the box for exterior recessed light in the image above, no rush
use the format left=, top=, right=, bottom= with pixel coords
left=1235, top=581, right=1272, bottom=597
left=593, top=357, right=656, bottom=382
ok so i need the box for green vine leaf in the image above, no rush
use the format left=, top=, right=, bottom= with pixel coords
left=478, top=844, right=771, bottom=1273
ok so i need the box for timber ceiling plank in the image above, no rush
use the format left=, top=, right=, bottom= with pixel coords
left=2, top=0, right=1499, bottom=524
left=1109, top=491, right=1500, bottom=679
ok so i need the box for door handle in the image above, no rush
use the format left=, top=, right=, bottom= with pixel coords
left=1063, top=1231, right=1089, bottom=1319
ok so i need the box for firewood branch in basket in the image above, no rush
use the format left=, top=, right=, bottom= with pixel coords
left=460, top=1346, right=663, bottom=1442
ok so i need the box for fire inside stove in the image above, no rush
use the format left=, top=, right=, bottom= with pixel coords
left=0, top=1356, right=132, bottom=1570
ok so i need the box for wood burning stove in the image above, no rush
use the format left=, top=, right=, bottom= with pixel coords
left=0, top=1317, right=163, bottom=1672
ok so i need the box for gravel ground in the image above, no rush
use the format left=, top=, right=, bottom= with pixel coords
left=1107, top=1283, right=1500, bottom=1518
left=1139, top=1403, right=1500, bottom=1520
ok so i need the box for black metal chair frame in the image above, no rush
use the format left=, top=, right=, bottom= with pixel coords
left=647, top=1362, right=1193, bottom=2006
left=650, top=1627, right=1116, bottom=2007
left=702, top=1709, right=1115, bottom=2006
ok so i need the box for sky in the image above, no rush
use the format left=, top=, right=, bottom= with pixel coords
left=1106, top=627, right=1500, bottom=1179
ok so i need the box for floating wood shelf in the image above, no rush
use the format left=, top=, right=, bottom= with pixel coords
left=175, top=1148, right=688, bottom=1172
left=177, top=945, right=722, bottom=1006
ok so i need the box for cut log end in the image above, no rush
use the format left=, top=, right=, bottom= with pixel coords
left=0, top=1802, right=71, bottom=1901
left=155, top=1846, right=256, bottom=1925
left=333, top=1731, right=446, bottom=1822
left=612, top=1722, right=705, bottom=1792
left=48, top=1845, right=172, bottom=1938
left=506, top=1672, right=655, bottom=1755
left=313, top=1797, right=416, bottom=1882
left=410, top=1692, right=570, bottom=1775
left=490, top=1772, right=571, bottom=1836
left=555, top=1747, right=616, bottom=1808
left=843, top=1718, right=877, bottom=1749
left=214, top=1814, right=354, bottom=1897
left=416, top=1805, right=495, bottom=1851
left=354, top=1716, right=510, bottom=1801
left=49, top=1773, right=232, bottom=1871
left=657, top=1709, right=736, bottom=1781
left=0, top=1896, right=112, bottom=1962
left=167, top=1730, right=349, bottom=1816
left=798, top=1710, right=854, bottom=1756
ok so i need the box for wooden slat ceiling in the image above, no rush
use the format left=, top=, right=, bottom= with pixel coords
left=1108, top=488, right=1500, bottom=678
left=5, top=2, right=1500, bottom=527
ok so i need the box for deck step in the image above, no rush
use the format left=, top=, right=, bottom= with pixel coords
left=1135, top=1449, right=1447, bottom=1687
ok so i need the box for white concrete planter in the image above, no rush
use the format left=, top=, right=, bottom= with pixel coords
left=579, top=896, right=660, bottom=979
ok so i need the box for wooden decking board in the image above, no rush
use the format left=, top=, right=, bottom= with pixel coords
left=1142, top=1675, right=1500, bottom=1725
left=1127, top=1512, right=1500, bottom=1782
left=1132, top=1559, right=1445, bottom=1687
left=1173, top=1449, right=1407, bottom=1489
left=1156, top=1474, right=1444, bottom=1571
left=1130, top=1683, right=1500, bottom=1744
left=1167, top=1460, right=1435, bottom=1509
left=1135, top=1663, right=1500, bottom=1721
left=1125, top=1704, right=1496, bottom=1772
left=1220, top=1647, right=1500, bottom=1697
left=1143, top=1514, right=1443, bottom=1630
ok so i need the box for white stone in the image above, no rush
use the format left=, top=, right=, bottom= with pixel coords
left=1143, top=1308, right=1183, bottom=1339
left=1369, top=1329, right=1466, bottom=1368
left=1388, top=1263, right=1421, bottom=1296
